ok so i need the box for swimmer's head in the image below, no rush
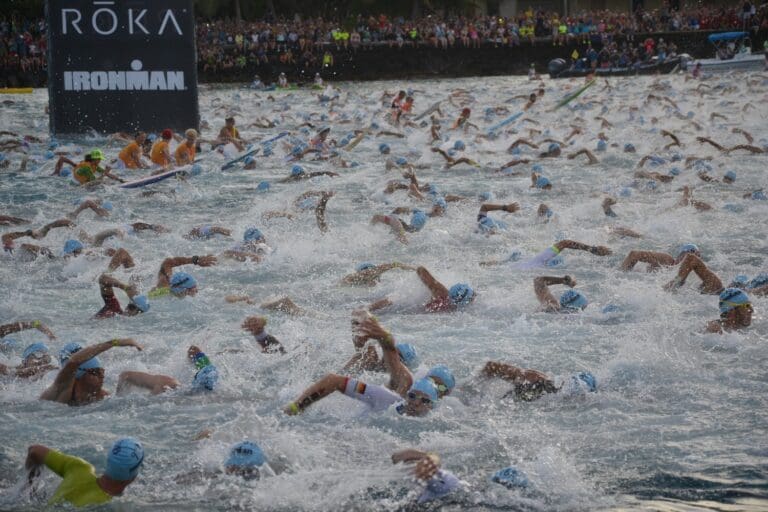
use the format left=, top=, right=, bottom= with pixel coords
left=257, top=180, right=270, bottom=192
left=225, top=441, right=266, bottom=479
left=355, top=262, right=375, bottom=272
left=101, top=201, right=113, bottom=211
left=596, top=139, right=607, bottom=151
left=396, top=343, right=419, bottom=369
left=379, top=143, right=391, bottom=155
left=59, top=341, right=83, bottom=365
left=291, top=164, right=304, bottom=177
left=62, top=239, right=84, bottom=256
left=535, top=176, right=552, bottom=189
left=184, top=128, right=198, bottom=140
left=403, top=377, right=439, bottom=416
left=461, top=107, right=471, bottom=117
left=75, top=357, right=103, bottom=380
left=748, top=273, right=768, bottom=290
left=532, top=164, right=543, bottom=172
left=243, top=227, right=265, bottom=243
left=751, top=190, right=767, bottom=200
left=395, top=156, right=408, bottom=166
left=170, top=272, right=198, bottom=297
left=193, top=364, right=219, bottom=391
left=718, top=288, right=751, bottom=315
left=0, top=337, right=18, bottom=354
left=567, top=371, right=597, bottom=393
left=448, top=283, right=475, bottom=306
left=127, top=295, right=150, bottom=315
left=491, top=466, right=529, bottom=489
left=161, top=129, right=173, bottom=140
left=548, top=143, right=560, bottom=153
left=22, top=342, right=50, bottom=364
left=418, top=470, right=461, bottom=503
left=676, top=243, right=700, bottom=260
left=623, top=143, right=636, bottom=153
left=89, top=149, right=105, bottom=162
left=723, top=170, right=736, bottom=183
left=433, top=197, right=447, bottom=210
left=560, top=290, right=588, bottom=311
left=427, top=364, right=456, bottom=396
left=410, top=209, right=427, bottom=231
left=729, top=274, right=750, bottom=289
left=105, top=438, right=144, bottom=482
left=669, top=167, right=681, bottom=176
left=453, top=140, right=465, bottom=151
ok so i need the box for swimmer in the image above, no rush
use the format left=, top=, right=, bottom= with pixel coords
left=39, top=338, right=144, bottom=405
left=480, top=239, right=610, bottom=267
left=451, top=108, right=477, bottom=130
left=634, top=169, right=674, bottom=183
left=706, top=288, right=753, bottom=333
left=225, top=295, right=306, bottom=316
left=284, top=315, right=453, bottom=416
left=567, top=148, right=599, bottom=164
left=602, top=197, right=618, bottom=217
left=0, top=343, right=57, bottom=380
left=481, top=361, right=597, bottom=401
left=538, top=142, right=561, bottom=158
left=664, top=253, right=724, bottom=295
left=117, top=132, right=149, bottom=169
left=62, top=150, right=124, bottom=185
left=534, top=275, right=588, bottom=313
left=430, top=147, right=477, bottom=169
left=677, top=186, right=712, bottom=211
left=530, top=172, right=552, bottom=189
left=341, top=262, right=416, bottom=287
left=476, top=202, right=520, bottom=234
left=174, top=129, right=198, bottom=166
left=343, top=309, right=419, bottom=373
left=222, top=227, right=271, bottom=262
left=94, top=274, right=149, bottom=318
left=391, top=449, right=460, bottom=503
left=149, top=254, right=217, bottom=297
left=241, top=315, right=285, bottom=354
left=278, top=165, right=339, bottom=182
left=370, top=209, right=428, bottom=244
left=150, top=129, right=174, bottom=168
left=277, top=72, right=289, bottom=88
left=175, top=440, right=276, bottom=483
left=0, top=214, right=29, bottom=226
left=369, top=266, right=475, bottom=313
left=23, top=438, right=144, bottom=507
left=117, top=344, right=218, bottom=395
left=67, top=199, right=111, bottom=220
left=2, top=218, right=74, bottom=255
left=620, top=243, right=701, bottom=272
left=185, top=225, right=232, bottom=239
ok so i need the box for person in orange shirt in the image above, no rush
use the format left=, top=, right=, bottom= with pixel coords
left=217, top=117, right=244, bottom=151
left=150, top=129, right=173, bottom=168
left=118, top=132, right=149, bottom=169
left=174, top=129, right=198, bottom=166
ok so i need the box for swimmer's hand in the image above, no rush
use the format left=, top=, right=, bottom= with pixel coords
left=193, top=429, right=213, bottom=441
left=414, top=453, right=441, bottom=481
left=358, top=317, right=393, bottom=347
left=589, top=245, right=612, bottom=256
left=283, top=402, right=301, bottom=415
left=34, top=322, right=56, bottom=340
left=194, top=255, right=217, bottom=267
left=504, top=203, right=520, bottom=213
left=563, top=275, right=576, bottom=288
left=118, top=338, right=143, bottom=351
left=242, top=315, right=267, bottom=335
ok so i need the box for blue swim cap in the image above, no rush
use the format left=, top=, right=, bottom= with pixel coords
left=510, top=146, right=521, bottom=156
left=670, top=152, right=682, bottom=162
left=719, top=288, right=750, bottom=314
left=22, top=342, right=49, bottom=361
left=596, top=140, right=607, bottom=151
left=729, top=274, right=750, bottom=289
left=395, top=156, right=408, bottom=166
left=724, top=170, right=736, bottom=182
left=409, top=377, right=439, bottom=403
left=147, top=133, right=157, bottom=142
left=300, top=127, right=310, bottom=135
left=60, top=167, right=72, bottom=178
left=548, top=143, right=560, bottom=152
left=45, top=150, right=55, bottom=159
left=379, top=143, right=390, bottom=154
left=676, top=243, right=699, bottom=258
left=0, top=337, right=18, bottom=354
left=427, top=184, right=438, bottom=195
left=669, top=167, right=681, bottom=176
left=226, top=441, right=266, bottom=469
left=532, top=164, right=543, bottom=172
left=560, top=290, right=588, bottom=310
left=504, top=250, right=522, bottom=262
left=63, top=239, right=84, bottom=255
left=752, top=190, right=767, bottom=200
left=433, top=197, right=447, bottom=209
left=427, top=364, right=456, bottom=392
left=355, top=262, right=375, bottom=272
left=106, top=438, right=144, bottom=482
left=601, top=304, right=621, bottom=314
left=624, top=143, right=636, bottom=152
left=410, top=210, right=427, bottom=231
left=291, top=165, right=304, bottom=176
left=546, top=254, right=565, bottom=267
left=193, top=364, right=219, bottom=391
left=190, top=163, right=203, bottom=176
left=243, top=227, right=264, bottom=243
left=101, top=201, right=113, bottom=211
left=370, top=121, right=380, bottom=130
left=417, top=470, right=460, bottom=503
left=448, top=283, right=474, bottom=306
left=645, top=180, right=657, bottom=191
left=748, top=273, right=768, bottom=290
left=535, top=176, right=551, bottom=188
left=59, top=341, right=83, bottom=364
left=244, top=156, right=255, bottom=165
left=479, top=191, right=493, bottom=201
left=569, top=371, right=597, bottom=392
left=453, top=140, right=465, bottom=151
left=619, top=187, right=632, bottom=197
left=75, top=357, right=102, bottom=379
left=491, top=466, right=529, bottom=489
left=262, top=146, right=273, bottom=157
left=170, top=272, right=197, bottom=294
left=257, top=181, right=270, bottom=192
left=396, top=343, right=419, bottom=369
left=130, top=295, right=150, bottom=313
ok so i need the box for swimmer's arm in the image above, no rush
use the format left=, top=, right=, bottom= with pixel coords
left=34, top=219, right=75, bottom=239
left=284, top=373, right=348, bottom=414
left=25, top=445, right=50, bottom=472
left=106, top=248, right=135, bottom=271
left=555, top=240, right=611, bottom=256
left=706, top=320, right=724, bottom=334
left=156, top=255, right=217, bottom=287
left=315, top=191, right=334, bottom=233
left=53, top=156, right=77, bottom=176
left=534, top=276, right=573, bottom=310
left=430, top=147, right=453, bottom=162
left=567, top=149, right=598, bottom=164
left=131, top=222, right=168, bottom=233
left=480, top=203, right=520, bottom=214
left=392, top=450, right=441, bottom=481
left=99, top=274, right=135, bottom=299
left=360, top=317, right=413, bottom=396
left=481, top=361, right=524, bottom=381
left=0, top=320, right=56, bottom=340
left=416, top=266, right=450, bottom=299
left=117, top=371, right=180, bottom=395
left=225, top=294, right=257, bottom=305
left=92, top=229, right=123, bottom=246
left=695, top=136, right=726, bottom=151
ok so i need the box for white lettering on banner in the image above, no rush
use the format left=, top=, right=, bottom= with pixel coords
left=63, top=60, right=185, bottom=92
left=58, top=7, right=184, bottom=36
left=61, top=9, right=83, bottom=35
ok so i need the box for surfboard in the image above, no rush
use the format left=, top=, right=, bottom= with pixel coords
left=552, top=78, right=597, bottom=111
left=220, top=132, right=288, bottom=170
left=487, top=111, right=523, bottom=135
left=414, top=101, right=442, bottom=121
left=0, top=88, right=33, bottom=94
left=120, top=166, right=190, bottom=189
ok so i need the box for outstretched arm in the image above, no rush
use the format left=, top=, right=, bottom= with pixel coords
left=0, top=320, right=56, bottom=340
left=416, top=266, right=450, bottom=299
left=554, top=239, right=611, bottom=256
left=391, top=450, right=441, bottom=481
left=534, top=275, right=575, bottom=311
left=619, top=250, right=674, bottom=271
left=156, top=255, right=216, bottom=288
left=117, top=371, right=180, bottom=395
left=283, top=373, right=348, bottom=414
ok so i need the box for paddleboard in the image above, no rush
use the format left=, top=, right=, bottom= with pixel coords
left=0, top=88, right=33, bottom=94
left=414, top=101, right=442, bottom=121
left=552, top=78, right=596, bottom=111
left=120, top=165, right=190, bottom=189
left=220, top=132, right=288, bottom=170
left=487, top=111, right=523, bottom=134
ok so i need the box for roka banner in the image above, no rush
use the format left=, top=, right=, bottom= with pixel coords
left=46, top=0, right=199, bottom=135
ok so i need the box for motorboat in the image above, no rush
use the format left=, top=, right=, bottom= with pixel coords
left=691, top=32, right=765, bottom=72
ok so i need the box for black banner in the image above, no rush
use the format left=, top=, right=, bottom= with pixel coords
left=46, top=0, right=199, bottom=135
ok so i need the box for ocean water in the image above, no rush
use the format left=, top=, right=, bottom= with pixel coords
left=0, top=74, right=767, bottom=511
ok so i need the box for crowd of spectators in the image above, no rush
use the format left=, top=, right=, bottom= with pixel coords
left=2, top=2, right=768, bottom=78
